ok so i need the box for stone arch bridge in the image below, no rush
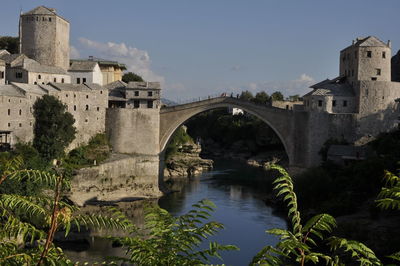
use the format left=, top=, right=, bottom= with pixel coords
left=159, top=97, right=308, bottom=167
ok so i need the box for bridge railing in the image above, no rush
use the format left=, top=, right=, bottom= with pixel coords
left=169, top=92, right=239, bottom=106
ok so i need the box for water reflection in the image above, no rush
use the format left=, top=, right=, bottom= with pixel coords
left=64, top=159, right=287, bottom=266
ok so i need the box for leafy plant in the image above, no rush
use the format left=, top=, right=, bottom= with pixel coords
left=251, top=165, right=382, bottom=266
left=110, top=199, right=238, bottom=265
left=0, top=157, right=130, bottom=265
left=376, top=170, right=400, bottom=263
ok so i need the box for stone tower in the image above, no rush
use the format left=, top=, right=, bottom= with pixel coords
left=19, top=6, right=70, bottom=70
left=339, top=36, right=391, bottom=82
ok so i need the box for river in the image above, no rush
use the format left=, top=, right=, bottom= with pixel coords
left=64, top=159, right=287, bottom=266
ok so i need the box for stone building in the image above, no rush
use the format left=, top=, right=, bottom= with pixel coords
left=0, top=82, right=108, bottom=148
left=71, top=57, right=127, bottom=85
left=107, top=81, right=161, bottom=109
left=302, top=36, right=400, bottom=165
left=19, top=6, right=70, bottom=70
left=68, top=60, right=103, bottom=85
left=0, top=59, right=5, bottom=85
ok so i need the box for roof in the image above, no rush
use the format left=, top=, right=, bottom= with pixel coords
left=103, top=80, right=127, bottom=90
left=0, top=50, right=10, bottom=56
left=69, top=61, right=99, bottom=72
left=11, top=82, right=48, bottom=95
left=12, top=57, right=68, bottom=74
left=304, top=76, right=354, bottom=97
left=71, top=58, right=127, bottom=70
left=0, top=53, right=26, bottom=65
left=342, top=36, right=389, bottom=51
left=126, top=81, right=161, bottom=90
left=47, top=83, right=105, bottom=92
left=0, top=84, right=25, bottom=97
left=22, top=6, right=57, bottom=15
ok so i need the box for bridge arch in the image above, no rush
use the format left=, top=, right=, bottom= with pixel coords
left=160, top=97, right=296, bottom=166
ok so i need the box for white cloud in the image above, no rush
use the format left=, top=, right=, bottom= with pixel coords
left=240, top=73, right=315, bottom=97
left=70, top=45, right=80, bottom=59
left=77, top=37, right=164, bottom=84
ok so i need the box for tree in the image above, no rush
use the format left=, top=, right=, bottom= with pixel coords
left=239, top=90, right=254, bottom=101
left=122, top=72, right=144, bottom=82
left=289, top=94, right=300, bottom=102
left=0, top=36, right=19, bottom=54
left=271, top=91, right=284, bottom=101
left=253, top=91, right=270, bottom=105
left=33, top=95, right=76, bottom=161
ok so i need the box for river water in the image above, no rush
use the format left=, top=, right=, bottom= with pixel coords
left=65, top=159, right=287, bottom=266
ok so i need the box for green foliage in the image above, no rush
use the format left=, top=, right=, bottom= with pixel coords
left=33, top=95, right=77, bottom=161
left=165, top=126, right=194, bottom=160
left=0, top=36, right=19, bottom=54
left=252, top=165, right=381, bottom=266
left=0, top=157, right=132, bottom=265
left=110, top=199, right=238, bottom=265
left=289, top=94, right=301, bottom=102
left=240, top=90, right=254, bottom=101
left=376, top=171, right=400, bottom=210
left=64, top=133, right=111, bottom=169
left=271, top=91, right=284, bottom=101
left=122, top=71, right=144, bottom=82
left=252, top=91, right=270, bottom=105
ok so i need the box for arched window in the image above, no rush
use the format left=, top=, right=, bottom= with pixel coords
left=85, top=105, right=89, bottom=111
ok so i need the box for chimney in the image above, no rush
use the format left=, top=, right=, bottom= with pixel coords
left=388, top=40, right=392, bottom=48
left=352, top=40, right=355, bottom=45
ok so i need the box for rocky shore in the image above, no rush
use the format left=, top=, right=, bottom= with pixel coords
left=164, top=143, right=213, bottom=179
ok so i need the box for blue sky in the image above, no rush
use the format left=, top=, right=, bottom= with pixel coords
left=1, top=0, right=399, bottom=100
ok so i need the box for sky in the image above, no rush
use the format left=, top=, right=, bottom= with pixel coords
left=1, top=0, right=400, bottom=101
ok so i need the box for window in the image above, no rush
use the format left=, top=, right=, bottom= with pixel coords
left=16, top=72, right=22, bottom=79
left=148, top=91, right=153, bottom=97
left=147, top=100, right=153, bottom=108
left=134, top=91, right=139, bottom=96
left=82, top=78, right=87, bottom=83
left=73, top=105, right=76, bottom=111
left=19, top=123, right=22, bottom=127
left=42, top=17, right=45, bottom=21
left=86, top=95, right=89, bottom=99
left=77, top=78, right=81, bottom=84
left=54, top=78, right=57, bottom=82
left=34, top=82, right=37, bottom=85
left=354, top=51, right=357, bottom=59
left=100, top=90, right=103, bottom=94
left=19, top=109, right=22, bottom=116
left=85, top=105, right=89, bottom=111
left=97, top=107, right=100, bottom=111
left=36, top=17, right=38, bottom=21
left=8, top=123, right=10, bottom=127
left=351, top=69, right=354, bottom=76
left=343, top=100, right=348, bottom=107
left=66, top=94, right=68, bottom=97
left=332, top=100, right=336, bottom=107
left=49, top=17, right=52, bottom=22
left=74, top=94, right=76, bottom=98
left=371, top=77, right=377, bottom=81
left=376, top=69, right=381, bottom=76
left=133, top=100, right=140, bottom=108
left=367, top=51, right=372, bottom=58
left=61, top=78, right=64, bottom=83
left=7, top=109, right=10, bottom=115
left=342, top=56, right=345, bottom=62
left=382, top=52, right=386, bottom=58
left=318, top=100, right=322, bottom=107
left=0, top=71, right=4, bottom=79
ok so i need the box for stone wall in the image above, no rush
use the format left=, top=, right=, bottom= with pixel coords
left=69, top=154, right=162, bottom=206
left=106, top=108, right=160, bottom=155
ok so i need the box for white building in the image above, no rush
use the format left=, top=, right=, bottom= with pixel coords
left=68, top=60, right=103, bottom=85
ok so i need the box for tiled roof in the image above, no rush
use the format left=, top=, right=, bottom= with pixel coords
left=48, top=83, right=92, bottom=91
left=11, top=82, right=48, bottom=95
left=103, top=80, right=127, bottom=90
left=304, top=76, right=354, bottom=97
left=71, top=58, right=127, bottom=70
left=69, top=61, right=98, bottom=72
left=11, top=57, right=68, bottom=74
left=353, top=36, right=388, bottom=47
left=0, top=53, right=25, bottom=65
left=126, top=81, right=161, bottom=90
left=0, top=85, right=25, bottom=97
left=0, top=50, right=10, bottom=56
